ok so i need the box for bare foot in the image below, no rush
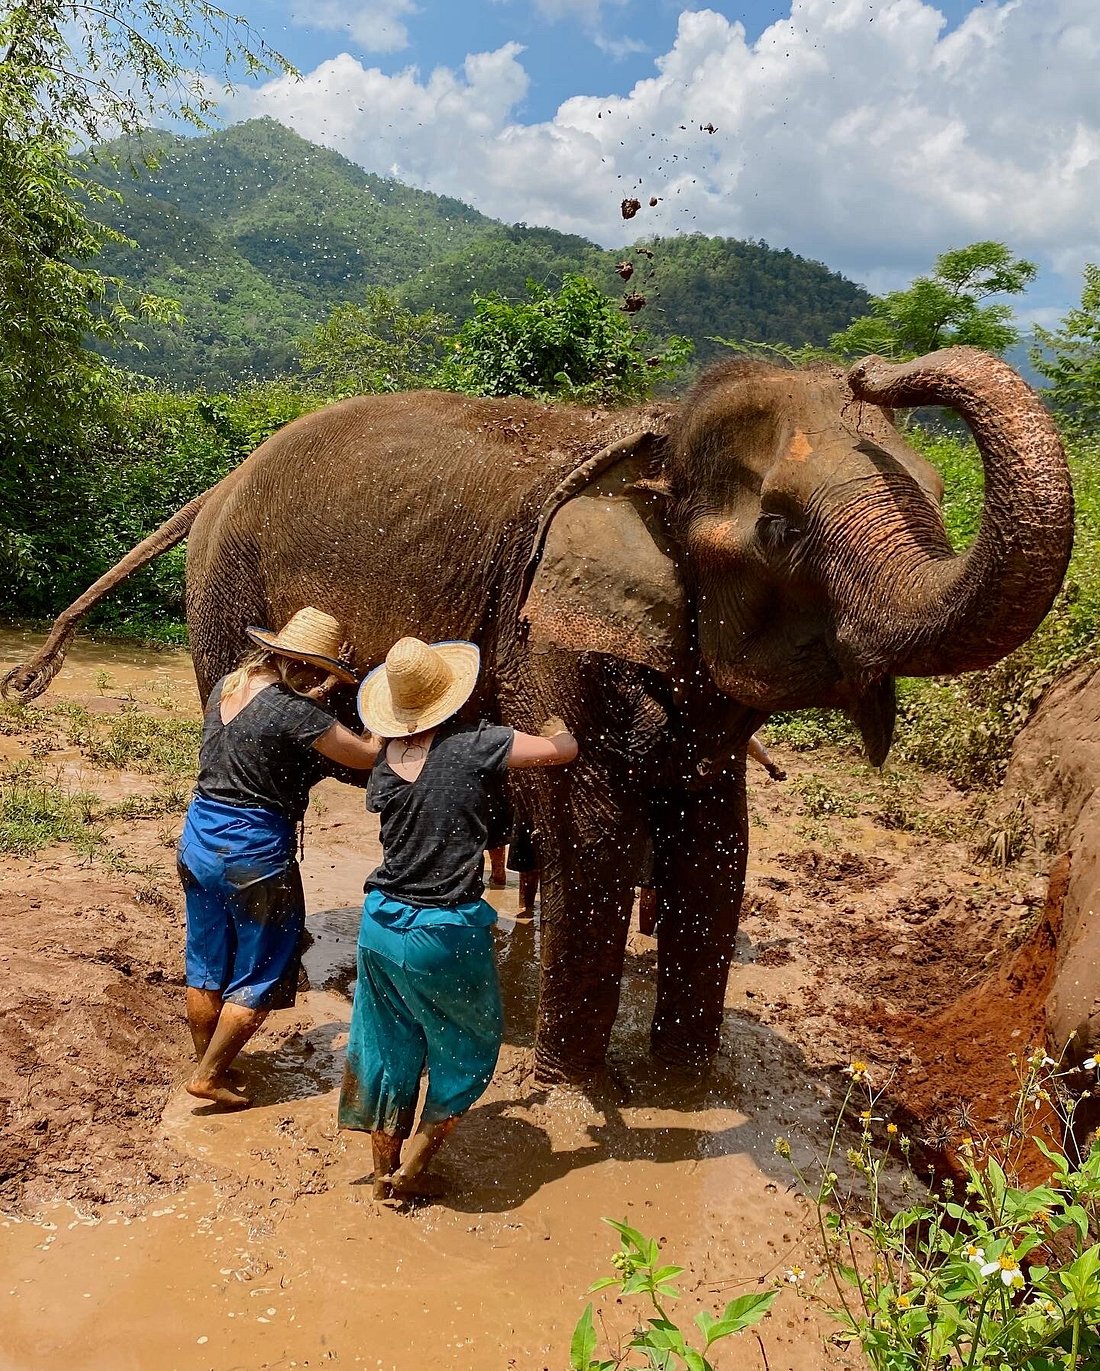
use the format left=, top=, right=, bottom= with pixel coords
left=186, top=1076, right=251, bottom=1110
left=389, top=1171, right=447, bottom=1199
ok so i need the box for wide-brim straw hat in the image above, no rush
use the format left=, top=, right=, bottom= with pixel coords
left=246, top=607, right=357, bottom=684
left=357, top=637, right=480, bottom=737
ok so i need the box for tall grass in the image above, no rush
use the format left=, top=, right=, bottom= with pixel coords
left=0, top=768, right=104, bottom=858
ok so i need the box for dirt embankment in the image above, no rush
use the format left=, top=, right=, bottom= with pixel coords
left=1008, top=659, right=1100, bottom=1063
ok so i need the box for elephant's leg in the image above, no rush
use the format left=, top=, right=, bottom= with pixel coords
left=528, top=773, right=648, bottom=1083
left=650, top=770, right=748, bottom=1066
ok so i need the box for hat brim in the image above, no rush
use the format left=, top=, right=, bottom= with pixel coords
left=357, top=641, right=480, bottom=737
left=245, top=627, right=358, bottom=684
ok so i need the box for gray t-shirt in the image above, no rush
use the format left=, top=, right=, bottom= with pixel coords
left=195, top=677, right=337, bottom=823
left=365, top=720, right=515, bottom=907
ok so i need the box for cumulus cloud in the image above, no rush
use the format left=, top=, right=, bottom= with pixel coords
left=218, top=0, right=1099, bottom=303
left=292, top=0, right=418, bottom=54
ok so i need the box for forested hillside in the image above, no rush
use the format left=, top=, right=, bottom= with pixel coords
left=89, top=118, right=870, bottom=388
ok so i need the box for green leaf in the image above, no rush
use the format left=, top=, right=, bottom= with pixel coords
left=569, top=1303, right=598, bottom=1370
left=586, top=1277, right=619, bottom=1293
left=702, top=1291, right=777, bottom=1344
left=604, top=1218, right=648, bottom=1250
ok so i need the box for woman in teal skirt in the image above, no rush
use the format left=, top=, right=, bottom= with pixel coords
left=339, top=636, right=578, bottom=1201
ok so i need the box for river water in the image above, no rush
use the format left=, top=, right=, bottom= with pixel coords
left=0, top=628, right=199, bottom=710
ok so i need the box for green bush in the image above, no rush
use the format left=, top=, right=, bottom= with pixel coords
left=781, top=1052, right=1100, bottom=1370
left=0, top=379, right=323, bottom=642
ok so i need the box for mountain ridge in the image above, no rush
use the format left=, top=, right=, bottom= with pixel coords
left=87, top=118, right=872, bottom=389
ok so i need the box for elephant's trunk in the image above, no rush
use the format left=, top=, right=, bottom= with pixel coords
left=846, top=347, right=1074, bottom=677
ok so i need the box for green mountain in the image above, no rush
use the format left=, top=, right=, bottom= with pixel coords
left=88, top=118, right=871, bottom=389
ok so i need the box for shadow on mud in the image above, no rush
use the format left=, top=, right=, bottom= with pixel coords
left=299, top=903, right=882, bottom=1215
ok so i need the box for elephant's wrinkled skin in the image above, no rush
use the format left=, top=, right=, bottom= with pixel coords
left=5, top=350, right=1074, bottom=1081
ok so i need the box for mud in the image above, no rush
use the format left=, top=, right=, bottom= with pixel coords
left=0, top=633, right=1065, bottom=1370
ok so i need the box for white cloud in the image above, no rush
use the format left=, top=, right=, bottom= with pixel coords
left=217, top=0, right=1100, bottom=307
left=292, top=0, right=418, bottom=54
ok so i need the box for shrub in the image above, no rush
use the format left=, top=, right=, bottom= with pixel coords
left=781, top=1052, right=1100, bottom=1370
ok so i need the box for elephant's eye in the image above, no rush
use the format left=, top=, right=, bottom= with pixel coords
left=757, top=511, right=800, bottom=552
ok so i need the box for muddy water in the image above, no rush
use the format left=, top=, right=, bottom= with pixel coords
left=0, top=637, right=854, bottom=1371
left=0, top=628, right=199, bottom=708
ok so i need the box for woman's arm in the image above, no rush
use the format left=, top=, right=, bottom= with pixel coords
left=508, top=716, right=579, bottom=770
left=747, top=732, right=785, bottom=780
left=313, top=723, right=384, bottom=770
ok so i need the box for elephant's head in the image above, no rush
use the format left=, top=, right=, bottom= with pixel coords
left=521, top=347, right=1074, bottom=764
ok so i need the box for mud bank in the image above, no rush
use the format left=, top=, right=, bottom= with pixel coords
left=1009, top=660, right=1100, bottom=1064
left=0, top=634, right=1065, bottom=1369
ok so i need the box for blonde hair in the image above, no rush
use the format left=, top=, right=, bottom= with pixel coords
left=223, top=649, right=326, bottom=698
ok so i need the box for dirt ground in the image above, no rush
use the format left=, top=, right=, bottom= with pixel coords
left=0, top=631, right=1063, bottom=1371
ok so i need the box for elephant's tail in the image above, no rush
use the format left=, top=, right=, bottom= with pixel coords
left=1, top=489, right=215, bottom=703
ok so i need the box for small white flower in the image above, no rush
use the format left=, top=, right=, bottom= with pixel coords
left=784, top=1265, right=805, bottom=1284
left=1082, top=1057, right=1097, bottom=1071
left=981, top=1256, right=1025, bottom=1289
left=964, top=1243, right=985, bottom=1264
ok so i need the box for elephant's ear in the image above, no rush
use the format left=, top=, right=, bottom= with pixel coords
left=520, top=433, right=690, bottom=675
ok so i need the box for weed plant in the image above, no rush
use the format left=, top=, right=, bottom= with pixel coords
left=778, top=1053, right=1100, bottom=1369
left=59, top=704, right=200, bottom=776
left=570, top=1220, right=776, bottom=1371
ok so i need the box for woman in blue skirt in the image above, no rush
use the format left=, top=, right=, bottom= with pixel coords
left=339, top=636, right=578, bottom=1201
left=179, top=607, right=381, bottom=1109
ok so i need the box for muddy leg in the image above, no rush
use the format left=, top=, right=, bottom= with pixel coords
left=534, top=817, right=646, bottom=1083
left=187, top=1003, right=268, bottom=1108
left=390, top=1117, right=459, bottom=1196
left=650, top=773, right=747, bottom=1067
left=186, top=987, right=223, bottom=1059
left=371, top=1130, right=406, bottom=1201
left=487, top=846, right=507, bottom=888
left=638, top=887, right=657, bottom=937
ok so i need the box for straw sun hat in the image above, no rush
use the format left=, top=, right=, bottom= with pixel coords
left=246, top=607, right=357, bottom=684
left=357, top=637, right=480, bottom=737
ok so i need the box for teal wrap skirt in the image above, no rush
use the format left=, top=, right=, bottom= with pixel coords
left=338, top=891, right=503, bottom=1135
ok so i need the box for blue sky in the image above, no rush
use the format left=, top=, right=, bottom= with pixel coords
left=210, top=1, right=1099, bottom=322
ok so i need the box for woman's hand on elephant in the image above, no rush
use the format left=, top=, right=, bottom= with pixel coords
left=539, top=715, right=569, bottom=739
left=305, top=671, right=344, bottom=701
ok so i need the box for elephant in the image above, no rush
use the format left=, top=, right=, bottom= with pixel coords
left=4, top=348, right=1074, bottom=1083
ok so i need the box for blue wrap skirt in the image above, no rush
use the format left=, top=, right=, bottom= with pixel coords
left=178, top=795, right=305, bottom=1011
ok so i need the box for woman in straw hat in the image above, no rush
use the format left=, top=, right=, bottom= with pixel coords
left=339, top=635, right=578, bottom=1202
left=179, top=607, right=381, bottom=1109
